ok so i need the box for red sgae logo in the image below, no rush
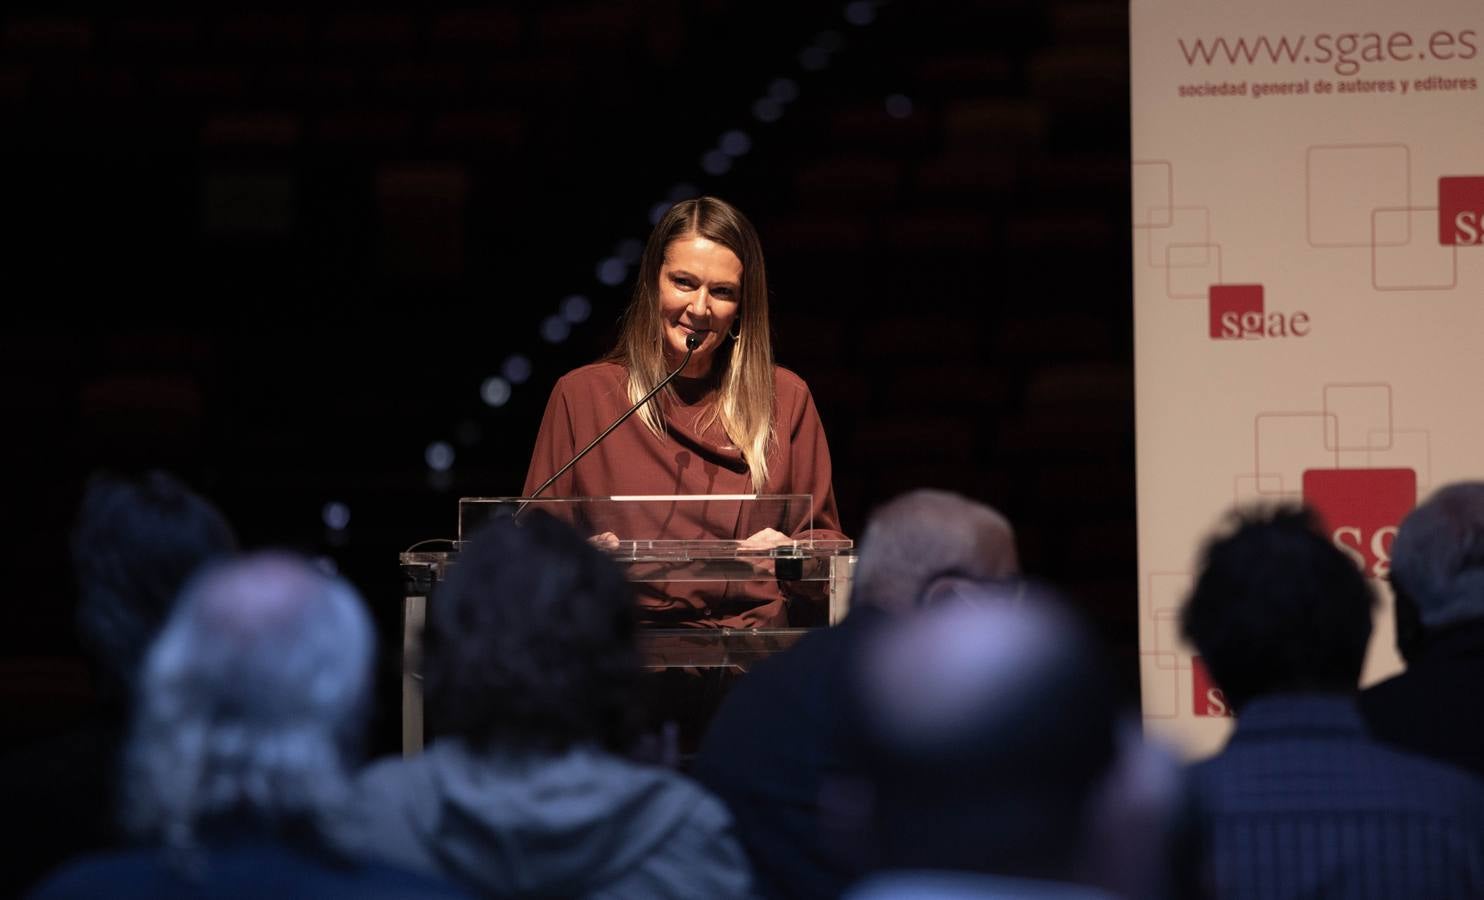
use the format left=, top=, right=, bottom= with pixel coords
left=1439, top=176, right=1484, bottom=246
left=1191, top=656, right=1231, bottom=717
left=1209, top=284, right=1263, bottom=339
left=1209, top=284, right=1311, bottom=340
left=1302, top=468, right=1417, bottom=578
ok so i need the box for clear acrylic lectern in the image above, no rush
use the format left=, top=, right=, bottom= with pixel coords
left=399, top=494, right=856, bottom=754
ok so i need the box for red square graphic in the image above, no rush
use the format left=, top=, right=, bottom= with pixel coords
left=1208, top=284, right=1264, bottom=340
left=1439, top=176, right=1484, bottom=246
left=1302, top=468, right=1417, bottom=579
left=1191, top=656, right=1232, bottom=717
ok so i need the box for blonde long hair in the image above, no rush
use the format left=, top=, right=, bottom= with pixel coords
left=608, top=196, right=775, bottom=491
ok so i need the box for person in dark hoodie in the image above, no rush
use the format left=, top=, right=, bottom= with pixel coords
left=332, top=511, right=754, bottom=899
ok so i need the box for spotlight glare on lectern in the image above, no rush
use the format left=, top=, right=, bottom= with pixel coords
left=501, top=355, right=532, bottom=384
left=562, top=295, right=592, bottom=324
left=321, top=501, right=350, bottom=531
left=702, top=150, right=732, bottom=176
left=425, top=441, right=455, bottom=472
left=596, top=257, right=627, bottom=286
left=752, top=98, right=783, bottom=123
left=845, top=1, right=877, bottom=26
left=720, top=130, right=752, bottom=157
left=481, top=376, right=511, bottom=408
left=541, top=316, right=571, bottom=344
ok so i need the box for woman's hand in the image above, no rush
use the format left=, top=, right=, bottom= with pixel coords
left=739, top=527, right=794, bottom=551
left=588, top=531, right=620, bottom=550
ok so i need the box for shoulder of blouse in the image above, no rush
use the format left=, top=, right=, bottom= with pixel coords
left=556, top=360, right=627, bottom=391
left=773, top=365, right=811, bottom=398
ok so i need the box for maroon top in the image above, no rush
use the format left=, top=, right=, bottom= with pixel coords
left=523, top=361, right=847, bottom=627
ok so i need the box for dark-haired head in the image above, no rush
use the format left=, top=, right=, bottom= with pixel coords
left=424, top=512, right=642, bottom=752
left=71, top=470, right=238, bottom=694
left=1181, top=506, right=1375, bottom=712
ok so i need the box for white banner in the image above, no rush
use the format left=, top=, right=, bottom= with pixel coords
left=1131, top=0, right=1484, bottom=756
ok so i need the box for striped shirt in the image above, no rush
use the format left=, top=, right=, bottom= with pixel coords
left=1189, top=693, right=1484, bottom=899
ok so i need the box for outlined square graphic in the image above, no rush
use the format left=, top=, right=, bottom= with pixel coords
left=1439, top=176, right=1484, bottom=246
left=1143, top=571, right=1193, bottom=720
left=1166, top=243, right=1222, bottom=300
left=1234, top=473, right=1285, bottom=503
left=1147, top=572, right=1193, bottom=635
left=1209, top=284, right=1263, bottom=339
left=1372, top=207, right=1458, bottom=291
left=1307, top=144, right=1410, bottom=247
left=1140, top=652, right=1180, bottom=719
left=1323, top=383, right=1392, bottom=451
left=1147, top=207, right=1209, bottom=268
left=1133, top=160, right=1173, bottom=228
left=1191, top=657, right=1231, bottom=718
left=1366, top=429, right=1432, bottom=494
left=1255, top=413, right=1339, bottom=489
left=1302, top=468, right=1417, bottom=577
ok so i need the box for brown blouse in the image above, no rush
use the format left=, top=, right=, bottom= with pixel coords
left=523, top=361, right=847, bottom=627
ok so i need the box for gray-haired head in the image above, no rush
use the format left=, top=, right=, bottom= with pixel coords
left=850, top=489, right=1020, bottom=614
left=1390, top=482, right=1484, bottom=630
left=121, top=552, right=374, bottom=851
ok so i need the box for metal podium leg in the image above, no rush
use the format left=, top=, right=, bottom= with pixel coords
left=829, top=554, right=857, bottom=625
left=402, top=594, right=425, bottom=756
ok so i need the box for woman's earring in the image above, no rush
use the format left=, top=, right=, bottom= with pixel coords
left=728, top=322, right=742, bottom=340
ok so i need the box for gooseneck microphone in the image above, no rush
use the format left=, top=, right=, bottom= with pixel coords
left=525, top=331, right=702, bottom=500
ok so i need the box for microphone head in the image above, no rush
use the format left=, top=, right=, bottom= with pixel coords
left=685, top=332, right=703, bottom=351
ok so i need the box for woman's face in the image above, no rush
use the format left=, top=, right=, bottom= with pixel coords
left=657, top=235, right=742, bottom=376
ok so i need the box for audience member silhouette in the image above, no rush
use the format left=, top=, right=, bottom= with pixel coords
left=72, top=470, right=240, bottom=696
left=4, top=471, right=237, bottom=896
left=844, top=588, right=1186, bottom=899
left=332, top=512, right=754, bottom=898
left=1362, top=481, right=1484, bottom=778
left=1183, top=507, right=1484, bottom=899
left=694, top=489, right=1020, bottom=899
left=30, top=553, right=468, bottom=899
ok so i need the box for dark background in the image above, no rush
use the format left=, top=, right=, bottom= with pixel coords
left=0, top=1, right=1133, bottom=754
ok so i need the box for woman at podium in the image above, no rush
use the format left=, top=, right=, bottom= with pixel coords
left=524, top=196, right=846, bottom=627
